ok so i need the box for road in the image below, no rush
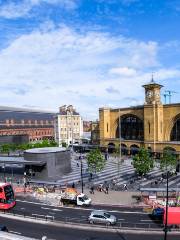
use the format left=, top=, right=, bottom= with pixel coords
left=0, top=215, right=179, bottom=240
left=4, top=199, right=162, bottom=229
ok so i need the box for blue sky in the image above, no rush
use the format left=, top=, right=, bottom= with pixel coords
left=0, top=0, right=180, bottom=119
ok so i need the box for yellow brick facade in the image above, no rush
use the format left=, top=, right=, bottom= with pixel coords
left=99, top=80, right=180, bottom=156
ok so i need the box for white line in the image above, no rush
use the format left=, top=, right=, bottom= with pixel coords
left=9, top=231, right=22, bottom=235
left=140, top=219, right=152, bottom=222
left=118, top=219, right=125, bottom=221
left=41, top=207, right=62, bottom=212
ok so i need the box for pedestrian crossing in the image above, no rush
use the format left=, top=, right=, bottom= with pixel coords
left=56, top=158, right=180, bottom=189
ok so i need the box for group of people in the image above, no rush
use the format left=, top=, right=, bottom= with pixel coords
left=89, top=183, right=109, bottom=194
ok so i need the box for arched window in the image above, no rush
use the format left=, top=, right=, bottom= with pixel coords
left=171, top=118, right=180, bottom=141
left=116, top=114, right=144, bottom=140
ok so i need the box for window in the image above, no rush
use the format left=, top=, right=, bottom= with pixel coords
left=148, top=122, right=150, bottom=134
left=78, top=197, right=84, bottom=202
left=107, top=123, right=109, bottom=132
left=93, top=215, right=101, bottom=218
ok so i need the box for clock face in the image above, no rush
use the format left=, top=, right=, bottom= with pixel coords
left=147, top=90, right=153, bottom=98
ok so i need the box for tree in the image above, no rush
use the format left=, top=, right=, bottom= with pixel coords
left=133, top=147, right=154, bottom=176
left=61, top=142, right=67, bottom=148
left=87, top=149, right=106, bottom=174
left=160, top=149, right=177, bottom=172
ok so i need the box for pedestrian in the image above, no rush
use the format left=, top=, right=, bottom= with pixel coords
left=90, top=173, right=93, bottom=179
left=90, top=185, right=94, bottom=194
left=77, top=162, right=79, bottom=167
left=123, top=183, right=127, bottom=191
left=72, top=182, right=75, bottom=188
left=105, top=185, right=109, bottom=194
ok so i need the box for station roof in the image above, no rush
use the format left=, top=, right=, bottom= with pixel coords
left=0, top=157, right=45, bottom=166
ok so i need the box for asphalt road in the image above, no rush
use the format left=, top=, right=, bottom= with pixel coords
left=2, top=199, right=162, bottom=229
left=0, top=215, right=179, bottom=240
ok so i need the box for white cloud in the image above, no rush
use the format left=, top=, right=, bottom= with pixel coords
left=110, top=67, right=137, bottom=76
left=0, top=24, right=179, bottom=119
left=0, top=0, right=77, bottom=19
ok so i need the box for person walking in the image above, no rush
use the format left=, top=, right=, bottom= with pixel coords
left=90, top=185, right=94, bottom=194
left=105, top=185, right=109, bottom=194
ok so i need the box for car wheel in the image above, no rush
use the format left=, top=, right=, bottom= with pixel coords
left=89, top=220, right=93, bottom=224
left=106, top=222, right=111, bottom=226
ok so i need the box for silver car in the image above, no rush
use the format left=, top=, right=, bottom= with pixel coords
left=88, top=210, right=117, bottom=225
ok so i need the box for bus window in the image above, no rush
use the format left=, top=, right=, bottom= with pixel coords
left=0, top=184, right=15, bottom=209
left=4, top=185, right=14, bottom=202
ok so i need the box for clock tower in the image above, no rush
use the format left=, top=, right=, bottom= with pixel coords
left=143, top=76, right=164, bottom=147
left=142, top=76, right=163, bottom=104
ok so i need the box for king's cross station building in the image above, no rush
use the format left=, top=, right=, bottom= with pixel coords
left=99, top=78, right=180, bottom=158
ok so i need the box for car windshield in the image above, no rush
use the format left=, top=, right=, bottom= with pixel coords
left=104, top=212, right=111, bottom=218
left=82, top=195, right=89, bottom=200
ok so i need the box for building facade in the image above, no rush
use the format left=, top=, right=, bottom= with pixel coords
left=54, top=105, right=83, bottom=146
left=99, top=79, right=180, bottom=157
left=91, top=121, right=100, bottom=145
left=0, top=106, right=54, bottom=143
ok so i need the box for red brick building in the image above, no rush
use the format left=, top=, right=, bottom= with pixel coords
left=0, top=106, right=55, bottom=143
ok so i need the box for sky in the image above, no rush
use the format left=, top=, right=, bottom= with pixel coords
left=0, top=0, right=180, bottom=120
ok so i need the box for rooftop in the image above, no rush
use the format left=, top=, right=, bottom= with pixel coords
left=25, top=147, right=68, bottom=154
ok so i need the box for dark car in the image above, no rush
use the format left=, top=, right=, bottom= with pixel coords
left=151, top=207, right=164, bottom=220
left=0, top=225, right=8, bottom=232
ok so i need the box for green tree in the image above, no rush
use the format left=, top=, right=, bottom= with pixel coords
left=61, top=142, right=67, bottom=148
left=160, top=149, right=177, bottom=171
left=1, top=144, right=11, bottom=153
left=87, top=149, right=106, bottom=173
left=133, top=147, right=154, bottom=176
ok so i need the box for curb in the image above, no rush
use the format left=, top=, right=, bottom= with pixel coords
left=16, top=195, right=147, bottom=209
left=92, top=203, right=146, bottom=208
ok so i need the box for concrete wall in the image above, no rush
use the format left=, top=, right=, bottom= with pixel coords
left=24, top=150, right=71, bottom=180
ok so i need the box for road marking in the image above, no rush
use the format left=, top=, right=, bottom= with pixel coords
left=41, top=207, right=62, bottom=212
left=140, top=219, right=153, bottom=222
left=17, top=199, right=148, bottom=215
left=9, top=231, right=22, bottom=235
left=118, top=219, right=125, bottom=221
left=20, top=207, right=25, bottom=210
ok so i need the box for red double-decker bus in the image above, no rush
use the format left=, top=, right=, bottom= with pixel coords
left=0, top=183, right=16, bottom=209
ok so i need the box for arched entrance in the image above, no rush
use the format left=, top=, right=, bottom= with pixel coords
left=130, top=144, right=139, bottom=155
left=147, top=146, right=153, bottom=157
left=121, top=143, right=128, bottom=155
left=108, top=143, right=115, bottom=153
left=116, top=114, right=144, bottom=140
left=163, top=146, right=176, bottom=156
left=170, top=117, right=180, bottom=141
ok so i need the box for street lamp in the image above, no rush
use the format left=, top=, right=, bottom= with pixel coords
left=164, top=170, right=169, bottom=240
left=118, top=108, right=121, bottom=177
left=2, top=163, right=6, bottom=182
left=80, top=150, right=84, bottom=193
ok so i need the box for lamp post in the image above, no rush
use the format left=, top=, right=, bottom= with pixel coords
left=80, top=151, right=84, bottom=193
left=118, top=108, right=121, bottom=177
left=164, top=170, right=169, bottom=240
left=2, top=163, right=6, bottom=182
